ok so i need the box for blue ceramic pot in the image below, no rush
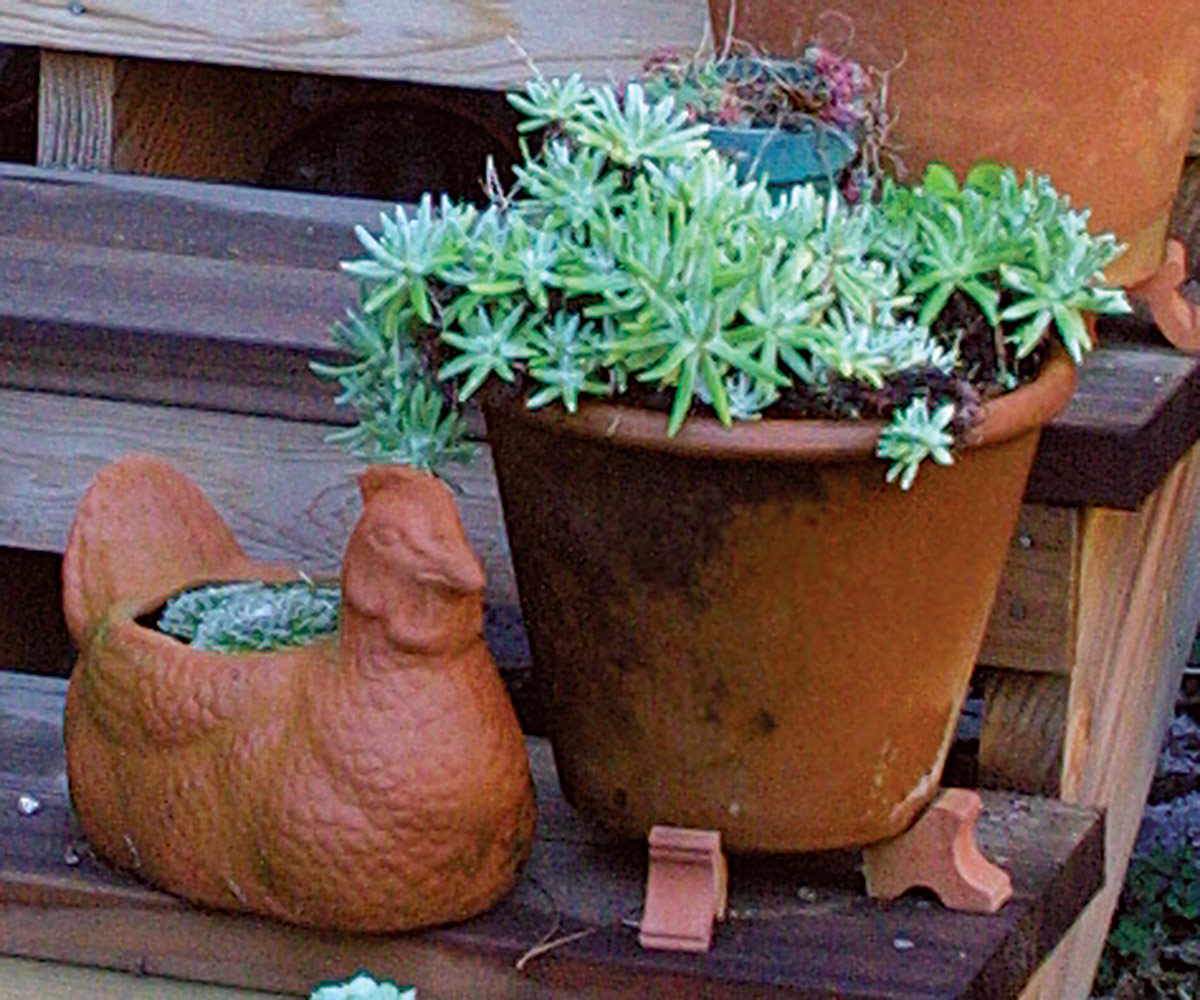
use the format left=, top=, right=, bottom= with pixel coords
left=706, top=121, right=855, bottom=192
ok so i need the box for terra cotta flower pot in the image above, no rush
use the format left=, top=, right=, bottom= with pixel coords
left=485, top=350, right=1076, bottom=852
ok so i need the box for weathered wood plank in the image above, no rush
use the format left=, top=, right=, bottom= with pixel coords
left=37, top=51, right=115, bottom=169
left=0, top=162, right=390, bottom=261
left=1025, top=329, right=1200, bottom=508
left=0, top=671, right=1104, bottom=1000
left=4, top=167, right=1200, bottom=506
left=0, top=325, right=346, bottom=427
left=0, top=956, right=280, bottom=1000
left=0, top=388, right=516, bottom=607
left=1019, top=437, right=1200, bottom=1000
left=0, top=2, right=708, bottom=87
left=0, top=236, right=353, bottom=352
left=978, top=505, right=1079, bottom=674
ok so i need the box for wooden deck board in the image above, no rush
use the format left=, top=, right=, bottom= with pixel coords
left=0, top=956, right=283, bottom=1000
left=0, top=388, right=515, bottom=606
left=3, top=165, right=1199, bottom=508
left=0, top=671, right=1104, bottom=1000
left=0, top=1, right=708, bottom=88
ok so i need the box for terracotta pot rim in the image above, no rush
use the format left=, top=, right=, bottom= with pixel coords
left=485, top=344, right=1078, bottom=462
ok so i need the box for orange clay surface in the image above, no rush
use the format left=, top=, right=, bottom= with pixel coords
left=61, top=456, right=535, bottom=932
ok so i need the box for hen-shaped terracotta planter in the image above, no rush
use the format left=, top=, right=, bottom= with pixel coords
left=62, top=456, right=535, bottom=932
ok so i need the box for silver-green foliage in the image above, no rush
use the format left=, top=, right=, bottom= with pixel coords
left=310, top=973, right=415, bottom=1000
left=876, top=399, right=956, bottom=491
left=319, top=76, right=1129, bottom=486
left=159, top=581, right=340, bottom=652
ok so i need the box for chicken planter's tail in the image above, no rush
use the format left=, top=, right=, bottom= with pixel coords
left=63, top=456, right=254, bottom=643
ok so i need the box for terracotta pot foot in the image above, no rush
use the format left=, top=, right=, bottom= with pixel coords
left=1127, top=239, right=1200, bottom=352
left=638, top=826, right=728, bottom=952
left=861, top=789, right=1013, bottom=914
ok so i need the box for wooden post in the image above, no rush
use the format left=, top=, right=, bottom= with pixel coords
left=979, top=671, right=1068, bottom=798
left=982, top=441, right=1200, bottom=1000
left=38, top=51, right=116, bottom=169
left=38, top=51, right=300, bottom=182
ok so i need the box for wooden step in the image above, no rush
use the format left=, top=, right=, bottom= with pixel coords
left=1, top=671, right=1103, bottom=1000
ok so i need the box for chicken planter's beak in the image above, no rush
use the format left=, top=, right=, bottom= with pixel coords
left=417, top=552, right=486, bottom=596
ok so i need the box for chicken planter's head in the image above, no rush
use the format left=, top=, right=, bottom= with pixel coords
left=342, top=467, right=486, bottom=654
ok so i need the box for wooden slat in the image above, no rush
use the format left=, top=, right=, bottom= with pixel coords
left=0, top=162, right=390, bottom=262
left=1018, top=438, right=1200, bottom=1000
left=0, top=236, right=352, bottom=352
left=0, top=671, right=1104, bottom=1000
left=0, top=165, right=386, bottom=424
left=0, top=957, right=280, bottom=1000
left=1025, top=326, right=1200, bottom=508
left=3, top=168, right=1200, bottom=506
left=0, top=2, right=708, bottom=87
left=37, top=51, right=115, bottom=169
left=0, top=387, right=516, bottom=608
left=978, top=505, right=1079, bottom=674
left=0, top=325, right=347, bottom=427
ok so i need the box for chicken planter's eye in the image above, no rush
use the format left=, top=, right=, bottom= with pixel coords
left=369, top=524, right=404, bottom=548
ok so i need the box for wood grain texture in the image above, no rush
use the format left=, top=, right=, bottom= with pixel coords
left=37, top=50, right=115, bottom=168
left=0, top=235, right=354, bottom=352
left=1025, top=328, right=1200, bottom=509
left=1019, top=438, right=1200, bottom=1000
left=0, top=672, right=1105, bottom=1000
left=110, top=59, right=298, bottom=182
left=4, top=165, right=1200, bottom=507
left=0, top=956, right=283, bottom=1000
left=0, top=162, right=390, bottom=260
left=0, top=388, right=517, bottom=607
left=978, top=671, right=1068, bottom=797
left=40, top=53, right=300, bottom=181
left=978, top=505, right=1080, bottom=674
left=1, top=1, right=708, bottom=87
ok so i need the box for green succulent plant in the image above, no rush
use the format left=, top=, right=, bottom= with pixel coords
left=315, top=75, right=1129, bottom=487
left=159, top=581, right=340, bottom=652
left=310, top=972, right=415, bottom=1000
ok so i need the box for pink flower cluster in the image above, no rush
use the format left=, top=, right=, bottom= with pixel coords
left=805, top=44, right=867, bottom=130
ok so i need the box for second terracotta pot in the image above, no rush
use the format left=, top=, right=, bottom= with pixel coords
left=709, top=0, right=1200, bottom=286
left=486, top=352, right=1076, bottom=851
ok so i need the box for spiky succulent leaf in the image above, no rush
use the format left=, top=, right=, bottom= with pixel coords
left=877, top=399, right=956, bottom=490
left=318, top=77, right=1129, bottom=487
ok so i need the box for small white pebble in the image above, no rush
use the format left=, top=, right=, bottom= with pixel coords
left=63, top=844, right=81, bottom=866
left=17, top=793, right=40, bottom=816
left=728, top=801, right=742, bottom=816
left=893, top=936, right=916, bottom=951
